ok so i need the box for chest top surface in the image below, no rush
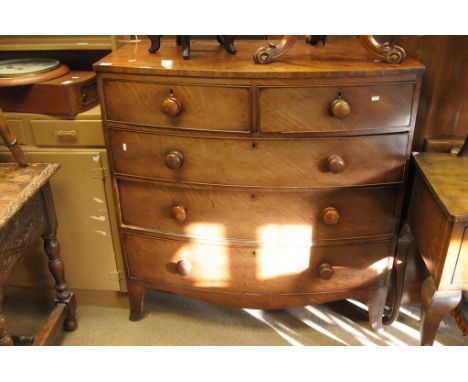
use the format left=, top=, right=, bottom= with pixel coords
left=93, top=38, right=424, bottom=79
left=0, top=163, right=59, bottom=228
left=413, top=153, right=468, bottom=222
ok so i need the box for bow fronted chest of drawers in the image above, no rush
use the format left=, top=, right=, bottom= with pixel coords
left=94, top=39, right=424, bottom=331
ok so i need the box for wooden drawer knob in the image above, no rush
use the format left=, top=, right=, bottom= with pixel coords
left=176, top=259, right=192, bottom=276
left=165, top=151, right=184, bottom=170
left=171, top=205, right=187, bottom=222
left=330, top=98, right=351, bottom=118
left=318, top=263, right=334, bottom=280
left=162, top=93, right=183, bottom=117
left=322, top=207, right=340, bottom=225
left=327, top=154, right=345, bottom=173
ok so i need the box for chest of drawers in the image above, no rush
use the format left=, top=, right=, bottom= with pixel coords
left=95, top=39, right=424, bottom=331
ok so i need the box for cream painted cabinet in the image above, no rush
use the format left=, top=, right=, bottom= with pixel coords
left=0, top=108, right=124, bottom=291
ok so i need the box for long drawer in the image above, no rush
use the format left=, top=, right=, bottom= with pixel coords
left=118, top=179, right=398, bottom=242
left=259, top=82, right=414, bottom=133
left=102, top=79, right=250, bottom=132
left=108, top=130, right=409, bottom=187
left=123, top=233, right=391, bottom=294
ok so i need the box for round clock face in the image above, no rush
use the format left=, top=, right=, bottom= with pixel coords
left=0, top=58, right=61, bottom=78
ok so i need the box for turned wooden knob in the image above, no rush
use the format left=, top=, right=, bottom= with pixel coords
left=162, top=94, right=183, bottom=117
left=171, top=205, right=187, bottom=222
left=330, top=98, right=351, bottom=119
left=318, top=263, right=334, bottom=280
left=165, top=151, right=184, bottom=170
left=176, top=259, right=192, bottom=276
left=322, top=207, right=340, bottom=225
left=327, top=154, right=346, bottom=174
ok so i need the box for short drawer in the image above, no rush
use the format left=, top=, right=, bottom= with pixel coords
left=103, top=80, right=250, bottom=132
left=31, top=120, right=105, bottom=147
left=109, top=130, right=408, bottom=187
left=123, top=233, right=391, bottom=294
left=259, top=83, right=414, bottom=133
left=118, top=180, right=398, bottom=242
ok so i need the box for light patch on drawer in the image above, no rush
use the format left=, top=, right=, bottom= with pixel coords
left=371, top=95, right=380, bottom=102
left=89, top=215, right=106, bottom=221
left=256, top=224, right=312, bottom=280
left=173, top=224, right=229, bottom=288
left=122, top=143, right=127, bottom=151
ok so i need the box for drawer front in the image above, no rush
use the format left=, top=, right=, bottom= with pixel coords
left=118, top=180, right=398, bottom=242
left=123, top=233, right=391, bottom=294
left=259, top=83, right=414, bottom=133
left=109, top=130, right=408, bottom=187
left=103, top=80, right=250, bottom=132
left=31, top=120, right=105, bottom=147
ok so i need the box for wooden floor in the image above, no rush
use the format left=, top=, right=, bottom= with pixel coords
left=3, top=287, right=468, bottom=346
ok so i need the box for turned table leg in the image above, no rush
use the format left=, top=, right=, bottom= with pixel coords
left=41, top=182, right=77, bottom=332
left=420, top=276, right=462, bottom=345
left=0, top=293, right=13, bottom=346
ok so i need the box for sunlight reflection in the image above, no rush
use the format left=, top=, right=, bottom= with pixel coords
left=257, top=224, right=313, bottom=246
left=398, top=306, right=421, bottom=321
left=256, top=245, right=311, bottom=280
left=256, top=225, right=312, bottom=279
left=292, top=308, right=348, bottom=345
left=378, top=328, right=408, bottom=346
left=369, top=257, right=392, bottom=273
left=346, top=299, right=369, bottom=312
left=329, top=315, right=381, bottom=346
left=175, top=224, right=229, bottom=288
left=391, top=321, right=422, bottom=342
left=161, top=59, right=173, bottom=69
left=305, top=306, right=334, bottom=325
left=184, top=223, right=228, bottom=241
left=243, top=309, right=304, bottom=346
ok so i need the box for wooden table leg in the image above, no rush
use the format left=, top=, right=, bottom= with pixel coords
left=41, top=182, right=78, bottom=332
left=420, top=276, right=462, bottom=345
left=0, top=292, right=13, bottom=346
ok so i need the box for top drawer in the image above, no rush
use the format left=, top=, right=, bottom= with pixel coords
left=102, top=80, right=250, bottom=132
left=259, top=83, right=414, bottom=133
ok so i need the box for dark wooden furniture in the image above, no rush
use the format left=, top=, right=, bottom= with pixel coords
left=395, top=144, right=468, bottom=345
left=0, top=108, right=77, bottom=345
left=94, top=38, right=423, bottom=331
left=148, top=36, right=237, bottom=59
left=393, top=36, right=468, bottom=152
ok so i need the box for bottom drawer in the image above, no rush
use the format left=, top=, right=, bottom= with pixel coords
left=123, top=233, right=391, bottom=294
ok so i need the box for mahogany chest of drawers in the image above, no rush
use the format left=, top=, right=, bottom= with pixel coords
left=94, top=39, right=424, bottom=331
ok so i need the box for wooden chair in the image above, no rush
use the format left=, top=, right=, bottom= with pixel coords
left=0, top=107, right=77, bottom=345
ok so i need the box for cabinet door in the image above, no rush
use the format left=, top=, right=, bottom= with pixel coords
left=0, top=149, right=122, bottom=291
